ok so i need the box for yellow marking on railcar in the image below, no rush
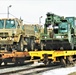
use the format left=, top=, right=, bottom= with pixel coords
left=29, top=51, right=54, bottom=59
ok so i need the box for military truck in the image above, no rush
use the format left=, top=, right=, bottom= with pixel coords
left=0, top=18, right=41, bottom=51
left=23, top=24, right=41, bottom=51
left=0, top=18, right=25, bottom=51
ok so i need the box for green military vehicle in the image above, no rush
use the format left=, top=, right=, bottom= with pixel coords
left=39, top=12, right=76, bottom=50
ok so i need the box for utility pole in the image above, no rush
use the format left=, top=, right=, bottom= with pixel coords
left=39, top=16, right=43, bottom=25
left=7, top=5, right=12, bottom=18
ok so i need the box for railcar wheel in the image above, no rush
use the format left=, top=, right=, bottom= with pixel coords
left=19, top=60, right=24, bottom=64
left=60, top=59, right=66, bottom=67
left=4, top=61, right=7, bottom=65
left=43, top=59, right=49, bottom=65
left=14, top=58, right=19, bottom=65
left=66, top=56, right=74, bottom=66
left=43, top=54, right=49, bottom=65
left=0, top=61, right=2, bottom=66
left=44, top=59, right=53, bottom=65
left=15, top=61, right=18, bottom=65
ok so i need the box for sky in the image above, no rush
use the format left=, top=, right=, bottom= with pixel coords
left=0, top=0, right=76, bottom=25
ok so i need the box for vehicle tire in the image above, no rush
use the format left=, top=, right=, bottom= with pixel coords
left=74, top=46, right=76, bottom=50
left=30, top=40, right=34, bottom=50
left=0, top=45, right=1, bottom=50
left=27, top=39, right=34, bottom=51
left=40, top=42, right=44, bottom=50
left=17, top=37, right=24, bottom=51
left=71, top=43, right=74, bottom=50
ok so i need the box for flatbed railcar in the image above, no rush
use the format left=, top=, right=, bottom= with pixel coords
left=0, top=50, right=31, bottom=65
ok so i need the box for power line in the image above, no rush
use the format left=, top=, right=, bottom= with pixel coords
left=9, top=13, right=17, bottom=18
left=0, top=13, right=7, bottom=14
left=0, top=13, right=39, bottom=24
left=10, top=13, right=37, bottom=23
left=23, top=20, right=37, bottom=24
left=10, top=13, right=36, bottom=24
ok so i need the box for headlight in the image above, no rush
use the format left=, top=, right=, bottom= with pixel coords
left=7, top=37, right=12, bottom=40
left=56, top=36, right=64, bottom=38
left=42, top=36, right=47, bottom=39
left=56, top=36, right=61, bottom=38
left=45, top=37, right=47, bottom=39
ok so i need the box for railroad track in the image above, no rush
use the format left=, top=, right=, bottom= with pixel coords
left=0, top=61, right=34, bottom=69
left=0, top=62, right=62, bottom=75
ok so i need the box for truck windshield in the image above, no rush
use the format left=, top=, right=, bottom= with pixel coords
left=5, top=20, right=16, bottom=29
left=0, top=20, right=4, bottom=29
left=59, top=22, right=68, bottom=33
